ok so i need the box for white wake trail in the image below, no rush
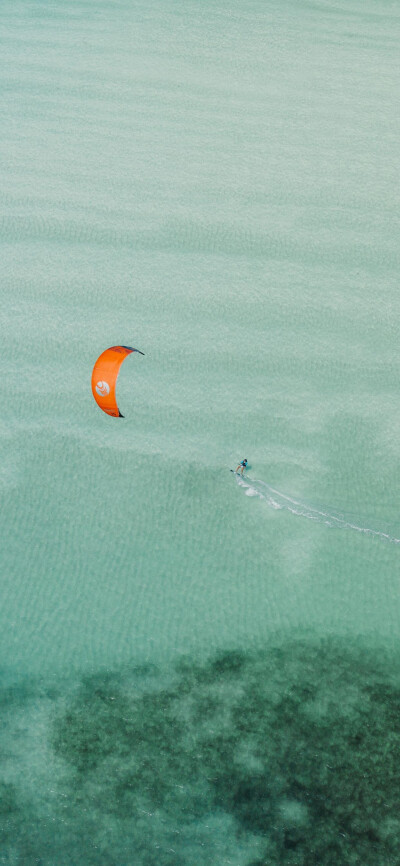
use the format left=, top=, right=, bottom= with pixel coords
left=236, top=476, right=400, bottom=545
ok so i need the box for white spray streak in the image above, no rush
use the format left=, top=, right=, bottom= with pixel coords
left=236, top=476, right=400, bottom=545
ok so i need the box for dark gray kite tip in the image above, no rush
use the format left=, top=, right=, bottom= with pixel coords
left=122, top=345, right=145, bottom=355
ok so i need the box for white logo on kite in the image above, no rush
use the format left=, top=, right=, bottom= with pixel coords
left=95, top=380, right=110, bottom=397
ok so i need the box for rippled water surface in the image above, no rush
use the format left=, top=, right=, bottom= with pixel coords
left=1, top=0, right=400, bottom=862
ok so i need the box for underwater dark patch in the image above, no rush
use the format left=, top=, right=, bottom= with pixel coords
left=2, top=640, right=400, bottom=864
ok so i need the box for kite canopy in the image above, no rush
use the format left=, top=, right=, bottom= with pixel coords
left=91, top=345, right=144, bottom=417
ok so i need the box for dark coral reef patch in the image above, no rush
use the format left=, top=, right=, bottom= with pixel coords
left=2, top=639, right=400, bottom=864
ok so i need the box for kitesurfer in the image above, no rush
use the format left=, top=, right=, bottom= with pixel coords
left=236, top=458, right=248, bottom=475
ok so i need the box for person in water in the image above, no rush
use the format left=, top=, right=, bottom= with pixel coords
left=236, top=458, right=248, bottom=475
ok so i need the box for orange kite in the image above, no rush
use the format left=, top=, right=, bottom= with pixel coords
left=91, top=345, right=144, bottom=417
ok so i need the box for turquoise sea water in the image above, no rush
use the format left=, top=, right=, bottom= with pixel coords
left=1, top=1, right=400, bottom=862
